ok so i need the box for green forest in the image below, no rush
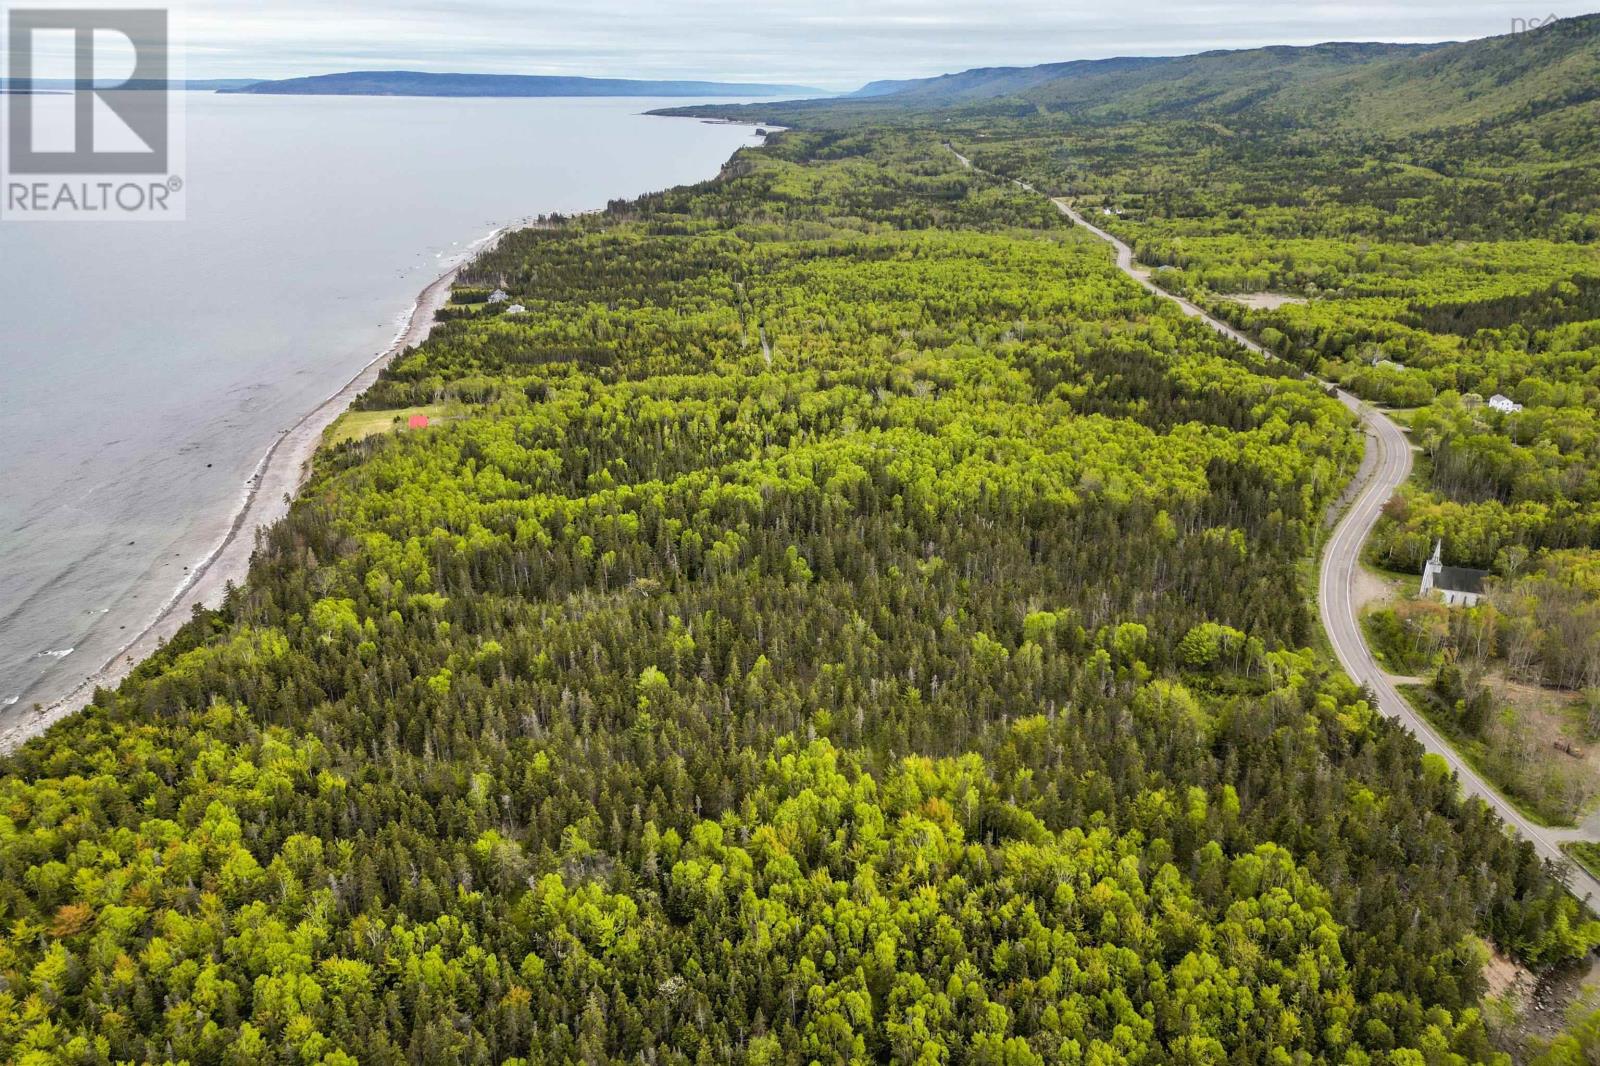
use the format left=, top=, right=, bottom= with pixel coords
left=8, top=14, right=1600, bottom=1065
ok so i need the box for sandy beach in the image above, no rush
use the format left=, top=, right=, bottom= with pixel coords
left=0, top=221, right=521, bottom=754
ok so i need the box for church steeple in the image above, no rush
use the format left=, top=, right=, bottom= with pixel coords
left=1421, top=540, right=1444, bottom=595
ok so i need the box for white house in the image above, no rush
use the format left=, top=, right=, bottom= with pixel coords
left=504, top=304, right=526, bottom=314
left=487, top=288, right=509, bottom=304
left=1420, top=540, right=1488, bottom=607
left=1488, top=393, right=1522, bottom=414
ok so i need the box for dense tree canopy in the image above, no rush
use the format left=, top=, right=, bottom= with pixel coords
left=1, top=129, right=1595, bottom=1065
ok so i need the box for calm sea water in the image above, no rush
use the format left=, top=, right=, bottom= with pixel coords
left=0, top=94, right=763, bottom=712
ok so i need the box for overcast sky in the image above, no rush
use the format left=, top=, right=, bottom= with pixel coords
left=23, top=1, right=1586, bottom=88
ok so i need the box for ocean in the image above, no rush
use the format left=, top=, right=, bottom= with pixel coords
left=0, top=93, right=764, bottom=721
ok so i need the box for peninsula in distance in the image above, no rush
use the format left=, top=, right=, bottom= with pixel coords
left=219, top=70, right=830, bottom=97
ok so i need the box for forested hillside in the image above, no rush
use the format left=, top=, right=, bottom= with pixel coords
left=663, top=16, right=1600, bottom=659
left=658, top=15, right=1600, bottom=1051
left=907, top=21, right=1600, bottom=642
left=2, top=122, right=1596, bottom=1063
left=685, top=14, right=1600, bottom=135
left=750, top=42, right=1429, bottom=124
left=677, top=13, right=1600, bottom=807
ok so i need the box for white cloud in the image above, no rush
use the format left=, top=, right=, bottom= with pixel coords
left=160, top=0, right=1549, bottom=88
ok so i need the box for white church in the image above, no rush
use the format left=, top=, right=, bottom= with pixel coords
left=1420, top=540, right=1489, bottom=607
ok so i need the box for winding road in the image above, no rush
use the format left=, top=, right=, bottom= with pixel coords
left=946, top=145, right=1600, bottom=905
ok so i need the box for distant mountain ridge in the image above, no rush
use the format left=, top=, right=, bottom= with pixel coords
left=661, top=14, right=1600, bottom=137
left=842, top=54, right=1183, bottom=102
left=221, top=71, right=828, bottom=98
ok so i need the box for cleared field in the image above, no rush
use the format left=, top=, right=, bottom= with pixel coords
left=325, top=403, right=454, bottom=446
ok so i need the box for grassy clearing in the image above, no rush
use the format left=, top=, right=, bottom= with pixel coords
left=1381, top=407, right=1426, bottom=429
left=1363, top=560, right=1421, bottom=585
left=326, top=404, right=454, bottom=447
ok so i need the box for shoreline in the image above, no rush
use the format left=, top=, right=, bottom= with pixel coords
left=0, top=220, right=521, bottom=755
left=0, top=113, right=773, bottom=757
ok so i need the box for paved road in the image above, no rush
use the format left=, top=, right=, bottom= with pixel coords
left=1315, top=392, right=1600, bottom=905
left=945, top=145, right=1600, bottom=906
